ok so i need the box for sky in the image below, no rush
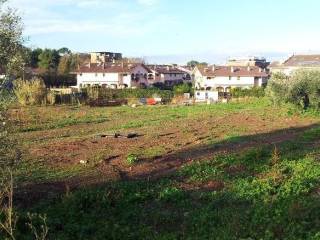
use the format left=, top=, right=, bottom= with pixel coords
left=5, top=0, right=320, bottom=64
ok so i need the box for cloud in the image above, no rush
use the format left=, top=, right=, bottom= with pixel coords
left=137, top=0, right=158, bottom=6
left=10, top=0, right=175, bottom=38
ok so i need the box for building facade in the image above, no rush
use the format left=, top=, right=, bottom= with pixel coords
left=90, top=52, right=122, bottom=64
left=194, top=65, right=269, bottom=92
left=147, top=65, right=191, bottom=86
left=76, top=63, right=152, bottom=89
left=269, top=54, right=320, bottom=76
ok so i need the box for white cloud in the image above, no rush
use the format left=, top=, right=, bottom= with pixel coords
left=137, top=0, right=158, bottom=6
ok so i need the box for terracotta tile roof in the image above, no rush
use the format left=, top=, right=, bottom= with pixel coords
left=197, top=65, right=269, bottom=77
left=148, top=65, right=187, bottom=74
left=282, top=54, right=320, bottom=67
left=76, top=63, right=152, bottom=73
left=269, top=61, right=281, bottom=68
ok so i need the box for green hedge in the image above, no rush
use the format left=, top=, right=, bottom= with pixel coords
left=82, top=87, right=174, bottom=103
left=230, top=87, right=265, bottom=98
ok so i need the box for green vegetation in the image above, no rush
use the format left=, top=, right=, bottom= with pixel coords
left=13, top=78, right=47, bottom=105
left=84, top=87, right=174, bottom=103
left=2, top=98, right=320, bottom=239
left=230, top=86, right=265, bottom=98
left=126, top=154, right=139, bottom=165
left=173, top=83, right=193, bottom=96
left=10, top=141, right=320, bottom=239
left=266, top=70, right=320, bottom=110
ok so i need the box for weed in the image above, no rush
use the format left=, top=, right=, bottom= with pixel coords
left=126, top=154, right=139, bottom=165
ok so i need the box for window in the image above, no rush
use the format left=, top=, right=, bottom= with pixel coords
left=80, top=73, right=83, bottom=76
left=237, top=76, right=240, bottom=80
left=95, top=73, right=98, bottom=77
left=103, top=73, right=105, bottom=77
left=229, top=76, right=231, bottom=80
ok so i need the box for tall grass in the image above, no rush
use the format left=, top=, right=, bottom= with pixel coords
left=13, top=78, right=47, bottom=106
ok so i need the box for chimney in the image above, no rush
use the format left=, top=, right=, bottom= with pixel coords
left=231, top=66, right=234, bottom=72
left=247, top=66, right=251, bottom=71
left=89, top=62, right=91, bottom=68
left=259, top=68, right=262, bottom=73
left=212, top=65, right=216, bottom=71
left=166, top=66, right=170, bottom=71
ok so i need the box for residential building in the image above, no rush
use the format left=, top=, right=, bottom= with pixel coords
left=194, top=65, right=269, bottom=92
left=90, top=52, right=122, bottom=64
left=269, top=54, right=320, bottom=76
left=147, top=65, right=192, bottom=86
left=75, top=63, right=152, bottom=89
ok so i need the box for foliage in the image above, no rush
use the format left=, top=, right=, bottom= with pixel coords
left=0, top=0, right=25, bottom=77
left=173, top=83, right=193, bottom=96
left=265, top=72, right=289, bottom=106
left=266, top=70, right=320, bottom=110
left=187, top=60, right=208, bottom=67
left=230, top=87, right=265, bottom=98
left=126, top=154, right=139, bottom=165
left=57, top=53, right=81, bottom=76
left=29, top=48, right=43, bottom=68
left=38, top=49, right=60, bottom=71
left=13, top=78, right=47, bottom=105
left=83, top=87, right=174, bottom=103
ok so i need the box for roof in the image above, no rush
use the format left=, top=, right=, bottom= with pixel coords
left=197, top=65, right=269, bottom=77
left=282, top=54, right=320, bottom=67
left=77, top=63, right=152, bottom=73
left=148, top=65, right=188, bottom=74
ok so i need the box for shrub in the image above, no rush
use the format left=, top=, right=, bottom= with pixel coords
left=266, top=70, right=320, bottom=110
left=13, top=78, right=47, bottom=105
left=230, top=87, right=265, bottom=98
left=173, top=83, right=193, bottom=96
left=82, top=87, right=174, bottom=103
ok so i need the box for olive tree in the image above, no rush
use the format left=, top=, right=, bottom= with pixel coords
left=266, top=70, right=320, bottom=110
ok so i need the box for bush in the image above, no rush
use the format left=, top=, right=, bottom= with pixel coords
left=82, top=87, right=174, bottom=103
left=230, top=87, right=265, bottom=98
left=173, top=83, right=193, bottom=96
left=266, top=70, right=320, bottom=110
left=13, top=78, right=47, bottom=105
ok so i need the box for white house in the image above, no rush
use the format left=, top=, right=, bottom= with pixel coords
left=269, top=54, right=320, bottom=76
left=194, top=65, right=269, bottom=92
left=147, top=65, right=191, bottom=86
left=75, top=63, right=152, bottom=89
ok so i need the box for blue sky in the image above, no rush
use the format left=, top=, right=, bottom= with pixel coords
left=6, top=0, right=320, bottom=64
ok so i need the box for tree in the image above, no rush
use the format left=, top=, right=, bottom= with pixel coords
left=266, top=70, right=320, bottom=110
left=187, top=60, right=208, bottom=68
left=57, top=53, right=83, bottom=75
left=30, top=48, right=43, bottom=68
left=187, top=60, right=200, bottom=67
left=0, top=0, right=25, bottom=77
left=38, top=49, right=60, bottom=71
left=58, top=47, right=71, bottom=56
